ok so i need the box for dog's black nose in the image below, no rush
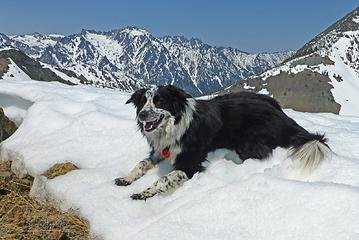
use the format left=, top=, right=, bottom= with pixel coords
left=138, top=111, right=148, bottom=120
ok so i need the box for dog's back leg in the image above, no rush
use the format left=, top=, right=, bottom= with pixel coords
left=236, top=141, right=273, bottom=161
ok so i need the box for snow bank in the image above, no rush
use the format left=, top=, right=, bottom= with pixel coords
left=0, top=79, right=359, bottom=240
left=0, top=93, right=32, bottom=125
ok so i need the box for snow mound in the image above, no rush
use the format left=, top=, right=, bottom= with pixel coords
left=0, top=79, right=359, bottom=240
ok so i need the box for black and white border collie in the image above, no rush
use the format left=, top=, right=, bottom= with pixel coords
left=115, top=85, right=330, bottom=200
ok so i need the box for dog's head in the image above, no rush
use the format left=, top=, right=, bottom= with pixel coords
left=126, top=85, right=193, bottom=133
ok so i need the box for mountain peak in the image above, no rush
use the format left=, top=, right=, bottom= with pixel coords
left=120, top=27, right=150, bottom=37
left=321, top=7, right=359, bottom=34
left=80, top=29, right=101, bottom=35
left=294, top=7, right=359, bottom=58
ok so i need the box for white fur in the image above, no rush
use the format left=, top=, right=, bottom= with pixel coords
left=141, top=87, right=158, bottom=114
left=144, top=97, right=196, bottom=163
left=175, top=98, right=196, bottom=141
left=291, top=140, right=330, bottom=174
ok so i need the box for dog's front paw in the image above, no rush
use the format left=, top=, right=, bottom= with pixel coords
left=114, top=177, right=131, bottom=186
left=131, top=193, right=148, bottom=200
left=131, top=192, right=154, bottom=200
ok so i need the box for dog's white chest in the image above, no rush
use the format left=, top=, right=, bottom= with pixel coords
left=152, top=144, right=181, bottom=165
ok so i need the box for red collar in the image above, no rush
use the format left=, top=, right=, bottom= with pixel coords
left=161, top=147, right=171, bottom=158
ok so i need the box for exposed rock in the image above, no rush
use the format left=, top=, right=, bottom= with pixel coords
left=290, top=54, right=334, bottom=67
left=0, top=107, right=18, bottom=142
left=222, top=70, right=340, bottom=113
left=0, top=57, right=10, bottom=79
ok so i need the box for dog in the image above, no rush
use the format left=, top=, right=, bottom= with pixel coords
left=115, top=85, right=330, bottom=200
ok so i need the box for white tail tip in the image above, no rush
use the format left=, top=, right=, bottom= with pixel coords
left=291, top=140, right=330, bottom=175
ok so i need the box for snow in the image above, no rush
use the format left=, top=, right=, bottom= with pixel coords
left=353, top=16, right=359, bottom=24
left=8, top=34, right=60, bottom=58
left=84, top=32, right=124, bottom=66
left=9, top=34, right=58, bottom=48
left=122, top=28, right=149, bottom=37
left=323, top=31, right=359, bottom=115
left=0, top=93, right=32, bottom=126
left=48, top=34, right=65, bottom=38
left=258, top=88, right=269, bottom=94
left=1, top=79, right=359, bottom=240
left=243, top=82, right=255, bottom=90
left=0, top=46, right=17, bottom=52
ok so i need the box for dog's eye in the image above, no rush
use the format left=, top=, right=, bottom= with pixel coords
left=153, top=95, right=161, bottom=104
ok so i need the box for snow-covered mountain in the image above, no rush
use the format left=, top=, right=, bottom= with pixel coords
left=9, top=33, right=63, bottom=58
left=222, top=7, right=359, bottom=116
left=1, top=28, right=293, bottom=95
left=160, top=36, right=292, bottom=94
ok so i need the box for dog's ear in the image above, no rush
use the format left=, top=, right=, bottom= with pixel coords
left=126, top=88, right=147, bottom=105
left=165, top=85, right=192, bottom=99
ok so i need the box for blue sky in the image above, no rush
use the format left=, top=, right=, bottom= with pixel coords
left=0, top=0, right=357, bottom=53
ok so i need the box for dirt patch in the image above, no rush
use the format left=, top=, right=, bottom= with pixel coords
left=0, top=161, right=92, bottom=240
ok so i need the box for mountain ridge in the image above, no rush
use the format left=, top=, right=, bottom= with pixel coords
left=1, top=27, right=293, bottom=95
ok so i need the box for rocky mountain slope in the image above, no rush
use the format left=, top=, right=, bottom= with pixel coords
left=222, top=7, right=359, bottom=115
left=1, top=28, right=293, bottom=95
left=0, top=46, right=75, bottom=85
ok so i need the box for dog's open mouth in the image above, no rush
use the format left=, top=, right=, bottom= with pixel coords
left=143, top=115, right=164, bottom=132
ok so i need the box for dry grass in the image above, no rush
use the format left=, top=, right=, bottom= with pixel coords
left=42, top=163, right=78, bottom=180
left=0, top=161, right=92, bottom=240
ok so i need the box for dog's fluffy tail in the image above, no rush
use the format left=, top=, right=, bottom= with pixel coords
left=289, top=132, right=330, bottom=174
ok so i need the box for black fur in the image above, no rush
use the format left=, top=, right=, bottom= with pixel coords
left=126, top=85, right=328, bottom=179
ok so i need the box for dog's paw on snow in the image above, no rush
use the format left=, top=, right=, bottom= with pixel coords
left=130, top=192, right=152, bottom=200
left=114, top=177, right=131, bottom=186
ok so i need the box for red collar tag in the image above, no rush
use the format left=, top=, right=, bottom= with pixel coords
left=161, top=148, right=171, bottom=158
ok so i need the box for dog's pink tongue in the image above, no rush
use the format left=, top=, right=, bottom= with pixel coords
left=144, top=122, right=154, bottom=131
